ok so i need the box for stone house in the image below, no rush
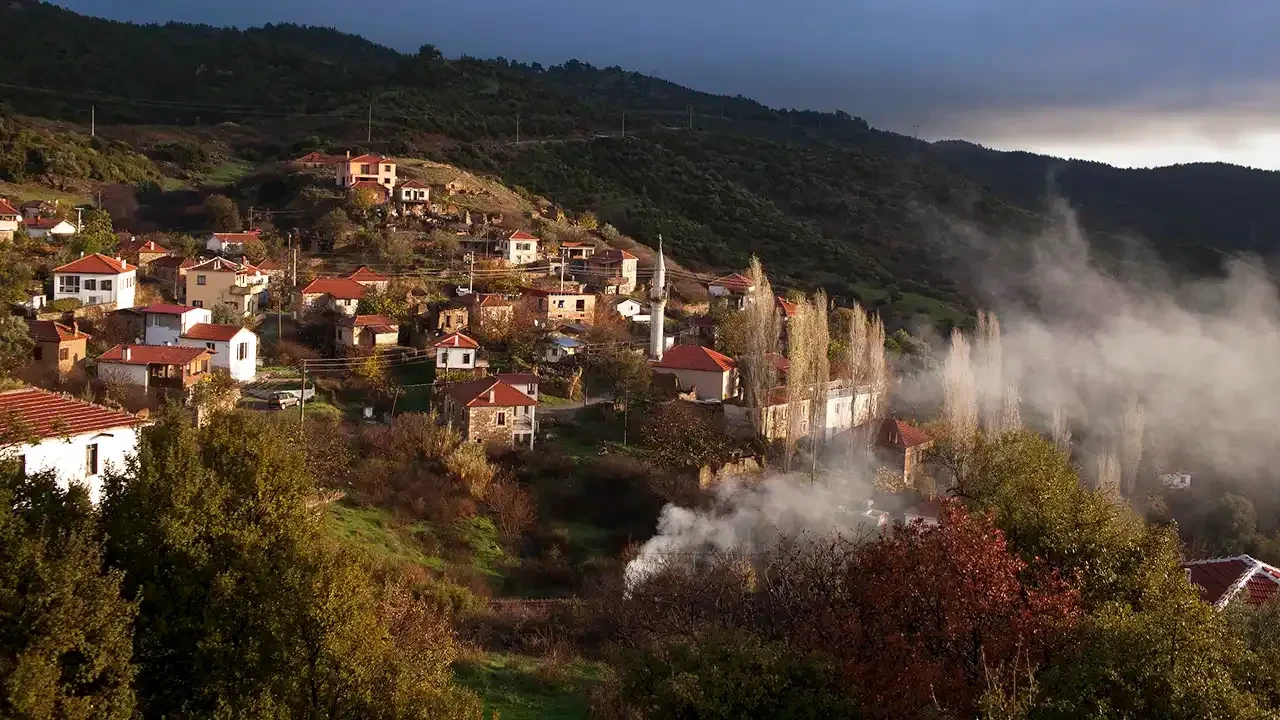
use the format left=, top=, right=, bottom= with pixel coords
left=439, top=376, right=537, bottom=447
left=521, top=287, right=595, bottom=327
left=27, top=320, right=90, bottom=375
left=577, top=248, right=638, bottom=294
left=337, top=315, right=400, bottom=348
left=876, top=418, right=933, bottom=479
left=707, top=272, right=757, bottom=310
left=150, top=255, right=198, bottom=299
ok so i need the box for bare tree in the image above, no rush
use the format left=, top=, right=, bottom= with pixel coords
left=942, top=329, right=978, bottom=445
left=866, top=313, right=888, bottom=419
left=1051, top=404, right=1072, bottom=455
left=740, top=257, right=779, bottom=439
left=1096, top=451, right=1122, bottom=494
left=844, top=303, right=870, bottom=384
left=1120, top=395, right=1146, bottom=497
left=1000, top=382, right=1022, bottom=434
left=975, top=311, right=1005, bottom=433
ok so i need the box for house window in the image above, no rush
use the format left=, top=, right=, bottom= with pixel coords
left=58, top=275, right=80, bottom=294
left=556, top=300, right=565, bottom=309
left=33, top=346, right=43, bottom=360
left=85, top=443, right=99, bottom=476
left=497, top=412, right=506, bottom=427
left=197, top=275, right=207, bottom=286
left=84, top=279, right=97, bottom=291
left=360, top=164, right=371, bottom=174
left=461, top=352, right=471, bottom=365
left=101, top=279, right=112, bottom=291
left=384, top=164, right=392, bottom=172
left=576, top=299, right=585, bottom=311
left=192, top=300, right=203, bottom=308
left=237, top=342, right=248, bottom=360
left=58, top=347, right=69, bottom=361
left=206, top=342, right=216, bottom=351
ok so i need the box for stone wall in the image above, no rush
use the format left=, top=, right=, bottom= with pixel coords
left=464, top=405, right=516, bottom=447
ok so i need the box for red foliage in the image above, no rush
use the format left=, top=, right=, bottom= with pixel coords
left=831, top=503, right=1080, bottom=717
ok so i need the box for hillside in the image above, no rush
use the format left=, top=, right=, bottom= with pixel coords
left=1, top=1, right=1270, bottom=325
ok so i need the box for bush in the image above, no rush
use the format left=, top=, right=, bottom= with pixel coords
left=48, top=298, right=82, bottom=312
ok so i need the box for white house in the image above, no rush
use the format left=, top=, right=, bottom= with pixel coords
left=500, top=231, right=539, bottom=265
left=398, top=179, right=431, bottom=204
left=494, top=373, right=539, bottom=402
left=139, top=304, right=213, bottom=345
left=205, top=230, right=262, bottom=254
left=543, top=334, right=585, bottom=364
left=707, top=272, right=757, bottom=310
left=178, top=323, right=258, bottom=382
left=0, top=199, right=20, bottom=241
left=0, top=386, right=144, bottom=503
left=53, top=253, right=138, bottom=310
left=298, top=277, right=367, bottom=316
left=614, top=298, right=644, bottom=319
left=23, top=218, right=78, bottom=241
left=823, top=381, right=879, bottom=440
left=432, top=332, right=481, bottom=370
left=650, top=344, right=740, bottom=401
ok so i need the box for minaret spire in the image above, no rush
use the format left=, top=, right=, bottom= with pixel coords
left=649, top=235, right=668, bottom=361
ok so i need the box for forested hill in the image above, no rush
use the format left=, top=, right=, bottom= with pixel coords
left=3, top=1, right=1274, bottom=319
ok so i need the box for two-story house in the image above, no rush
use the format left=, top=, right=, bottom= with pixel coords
left=347, top=266, right=390, bottom=292
left=137, top=304, right=257, bottom=381
left=708, top=272, right=757, bottom=311
left=432, top=332, right=482, bottom=372
left=0, top=199, right=19, bottom=242
left=97, top=344, right=213, bottom=394
left=185, top=257, right=269, bottom=317
left=205, top=230, right=261, bottom=254
left=149, top=255, right=198, bottom=300
left=27, top=320, right=90, bottom=376
left=577, top=248, right=638, bottom=294
left=119, top=238, right=170, bottom=270
left=397, top=179, right=431, bottom=211
left=439, top=377, right=536, bottom=448
left=559, top=241, right=596, bottom=261
left=298, top=277, right=368, bottom=316
left=139, top=304, right=211, bottom=345
left=0, top=386, right=146, bottom=503
left=521, top=287, right=595, bottom=327
left=53, top=253, right=138, bottom=310
left=337, top=153, right=397, bottom=189
left=467, top=293, right=514, bottom=332
left=500, top=231, right=540, bottom=266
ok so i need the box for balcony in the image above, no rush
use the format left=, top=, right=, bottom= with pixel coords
left=229, top=280, right=268, bottom=295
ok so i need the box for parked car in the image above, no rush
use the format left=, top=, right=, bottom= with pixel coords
left=268, top=388, right=316, bottom=409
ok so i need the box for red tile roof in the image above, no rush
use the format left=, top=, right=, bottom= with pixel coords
left=0, top=199, right=18, bottom=217
left=1183, top=556, right=1280, bottom=609
left=189, top=257, right=251, bottom=274
left=560, top=241, right=592, bottom=248
left=445, top=377, right=536, bottom=408
left=399, top=179, right=430, bottom=189
left=594, top=248, right=638, bottom=261
left=98, top=344, right=211, bottom=366
left=338, top=314, right=399, bottom=329
left=54, top=253, right=136, bottom=275
left=131, top=239, right=166, bottom=254
left=775, top=296, right=799, bottom=318
left=255, top=259, right=284, bottom=270
left=652, top=344, right=737, bottom=372
left=296, top=151, right=344, bottom=164
left=25, top=218, right=75, bottom=231
left=0, top=387, right=143, bottom=442
left=348, top=153, right=388, bottom=164
left=347, top=266, right=388, bottom=283
left=432, top=332, right=480, bottom=349
left=879, top=419, right=931, bottom=449
left=27, top=320, right=89, bottom=344
left=494, top=372, right=539, bottom=386
left=474, top=293, right=510, bottom=308
left=300, top=277, right=368, bottom=300
left=138, top=303, right=201, bottom=316
left=509, top=231, right=538, bottom=241
left=710, top=273, right=755, bottom=293
left=182, top=323, right=246, bottom=342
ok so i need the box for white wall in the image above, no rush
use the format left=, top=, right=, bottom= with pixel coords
left=436, top=346, right=477, bottom=369
left=144, top=308, right=213, bottom=345
left=656, top=368, right=737, bottom=400
left=14, top=426, right=140, bottom=504
left=98, top=362, right=149, bottom=389
left=178, top=330, right=257, bottom=381
left=55, top=270, right=137, bottom=309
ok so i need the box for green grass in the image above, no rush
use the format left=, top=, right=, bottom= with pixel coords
left=325, top=503, right=443, bottom=571
left=0, top=180, right=93, bottom=205
left=198, top=159, right=253, bottom=188
left=453, top=653, right=602, bottom=720
left=891, top=292, right=969, bottom=327
left=538, top=394, right=573, bottom=407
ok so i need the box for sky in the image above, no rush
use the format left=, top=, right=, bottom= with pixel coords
left=55, top=0, right=1280, bottom=170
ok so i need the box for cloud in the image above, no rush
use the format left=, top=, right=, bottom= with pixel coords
left=53, top=0, right=1280, bottom=166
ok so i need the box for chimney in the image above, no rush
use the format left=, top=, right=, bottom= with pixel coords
left=346, top=150, right=351, bottom=159
left=122, top=346, right=131, bottom=361
left=72, top=320, right=79, bottom=335
left=488, top=388, right=495, bottom=403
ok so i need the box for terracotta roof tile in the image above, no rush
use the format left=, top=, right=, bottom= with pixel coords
left=25, top=218, right=75, bottom=231
left=338, top=314, right=399, bottom=328
left=347, top=266, right=388, bottom=283
left=138, top=303, right=201, bottom=316
left=98, top=344, right=211, bottom=366
left=348, top=153, right=389, bottom=164
left=182, top=323, right=246, bottom=342
left=1184, top=556, right=1280, bottom=609
left=54, top=253, right=136, bottom=275
left=0, top=387, right=143, bottom=442
left=432, top=332, right=480, bottom=349
left=594, top=248, right=638, bottom=261
left=509, top=231, right=538, bottom=241
left=0, top=199, right=18, bottom=216
left=651, top=344, right=737, bottom=372
left=300, top=277, right=368, bottom=300
left=399, top=179, right=430, bottom=189
left=26, top=320, right=89, bottom=344
left=444, top=377, right=536, bottom=408
left=775, top=296, right=799, bottom=318
left=879, top=419, right=931, bottom=449
left=710, top=273, right=755, bottom=293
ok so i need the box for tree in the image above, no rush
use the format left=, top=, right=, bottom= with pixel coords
left=348, top=187, right=380, bottom=215
left=69, top=208, right=116, bottom=256
left=372, top=229, right=415, bottom=269
left=202, top=194, right=239, bottom=232
left=98, top=408, right=480, bottom=717
left=589, top=347, right=651, bottom=401
left=315, top=207, right=353, bottom=247
left=576, top=210, right=598, bottom=230
left=209, top=304, right=242, bottom=326
left=356, top=285, right=406, bottom=320
left=239, top=234, right=267, bottom=263
left=429, top=229, right=460, bottom=260
left=0, top=316, right=33, bottom=379
left=0, top=466, right=137, bottom=719
left=641, top=401, right=733, bottom=469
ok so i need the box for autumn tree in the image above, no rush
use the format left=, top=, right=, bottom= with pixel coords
left=640, top=401, right=734, bottom=469
left=0, top=248, right=35, bottom=306
left=0, top=316, right=33, bottom=379
left=315, top=207, right=353, bottom=247
left=0, top=466, right=137, bottom=718
left=201, top=194, right=240, bottom=232
left=348, top=186, right=380, bottom=215
left=69, top=208, right=116, bottom=256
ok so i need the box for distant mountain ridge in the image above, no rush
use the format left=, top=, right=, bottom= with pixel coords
left=3, top=1, right=1273, bottom=324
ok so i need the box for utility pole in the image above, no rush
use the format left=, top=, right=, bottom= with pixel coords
left=90, top=105, right=95, bottom=137
left=366, top=103, right=372, bottom=143
left=559, top=247, right=566, bottom=291
left=298, top=361, right=307, bottom=431
left=687, top=104, right=692, bottom=130
left=516, top=113, right=520, bottom=144
left=464, top=252, right=475, bottom=294
left=621, top=112, right=626, bottom=138
left=75, top=207, right=83, bottom=232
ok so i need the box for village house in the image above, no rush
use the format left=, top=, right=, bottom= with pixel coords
left=255, top=258, right=286, bottom=279
left=724, top=380, right=879, bottom=443
left=577, top=248, right=638, bottom=294
left=205, top=230, right=261, bottom=254
left=651, top=344, right=740, bottom=401
left=18, top=199, right=57, bottom=221
left=439, top=376, right=537, bottom=448
left=295, top=151, right=345, bottom=168
left=348, top=266, right=390, bottom=292
left=53, top=253, right=138, bottom=310
left=23, top=218, right=77, bottom=242
left=337, top=153, right=397, bottom=189
left=708, top=273, right=757, bottom=310
left=559, top=241, right=596, bottom=261
left=500, top=231, right=540, bottom=265
left=494, top=373, right=539, bottom=402
left=0, top=199, right=20, bottom=242
left=349, top=180, right=390, bottom=205
left=824, top=380, right=880, bottom=440
left=298, top=277, right=368, bottom=316
left=18, top=284, right=46, bottom=314
left=138, top=304, right=257, bottom=381
left=97, top=344, right=213, bottom=394
left=467, top=293, right=514, bottom=332
left=428, top=298, right=471, bottom=334
left=397, top=179, right=431, bottom=208
left=27, top=320, right=90, bottom=375
left=875, top=418, right=932, bottom=480
left=0, top=386, right=145, bottom=503
left=337, top=315, right=400, bottom=349
left=150, top=255, right=198, bottom=299
left=522, top=287, right=595, bottom=327
left=724, top=386, right=810, bottom=441
left=119, top=238, right=169, bottom=270
left=614, top=298, right=645, bottom=320
left=432, top=332, right=483, bottom=372
left=1183, top=556, right=1280, bottom=609
left=544, top=334, right=584, bottom=363
left=185, top=257, right=268, bottom=317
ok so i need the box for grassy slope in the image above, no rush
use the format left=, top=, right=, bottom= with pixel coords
left=453, top=653, right=601, bottom=720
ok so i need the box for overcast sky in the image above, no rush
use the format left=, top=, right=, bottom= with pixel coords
left=55, top=0, right=1280, bottom=170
